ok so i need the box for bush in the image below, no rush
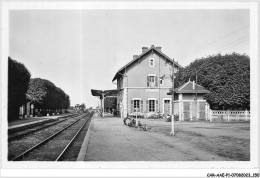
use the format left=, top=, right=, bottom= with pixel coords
left=8, top=57, right=31, bottom=121
left=175, top=53, right=250, bottom=110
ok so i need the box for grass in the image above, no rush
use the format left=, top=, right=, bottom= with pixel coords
left=145, top=120, right=250, bottom=161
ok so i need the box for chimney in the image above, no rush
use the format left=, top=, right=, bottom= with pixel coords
left=155, top=47, right=162, bottom=51
left=133, top=55, right=138, bottom=60
left=193, top=81, right=195, bottom=89
left=142, top=47, right=148, bottom=53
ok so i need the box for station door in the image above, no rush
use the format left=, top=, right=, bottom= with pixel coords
left=191, top=102, right=198, bottom=121
left=183, top=102, right=190, bottom=121
left=199, top=102, right=206, bottom=120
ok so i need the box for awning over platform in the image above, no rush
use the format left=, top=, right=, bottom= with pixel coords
left=91, top=89, right=119, bottom=99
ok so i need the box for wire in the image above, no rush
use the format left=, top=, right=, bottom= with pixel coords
left=218, top=38, right=249, bottom=51
left=198, top=24, right=249, bottom=51
left=183, top=24, right=249, bottom=60
left=216, top=35, right=249, bottom=51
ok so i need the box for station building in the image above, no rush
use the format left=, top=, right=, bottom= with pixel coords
left=112, top=45, right=183, bottom=118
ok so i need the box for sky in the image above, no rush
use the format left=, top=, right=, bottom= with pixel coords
left=9, top=9, right=249, bottom=108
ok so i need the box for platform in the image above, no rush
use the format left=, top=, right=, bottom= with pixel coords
left=8, top=115, right=64, bottom=130
left=79, top=114, right=231, bottom=161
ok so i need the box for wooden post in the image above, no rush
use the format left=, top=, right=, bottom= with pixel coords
left=21, top=105, right=24, bottom=117
left=179, top=101, right=182, bottom=122
left=209, top=109, right=212, bottom=122
left=245, top=109, right=248, bottom=122
left=197, top=101, right=200, bottom=120
left=227, top=110, right=230, bottom=122
left=206, top=103, right=209, bottom=121
left=101, top=93, right=105, bottom=117
left=136, top=109, right=138, bottom=127
left=190, top=102, right=192, bottom=121
left=120, top=102, right=123, bottom=119
left=195, top=75, right=198, bottom=120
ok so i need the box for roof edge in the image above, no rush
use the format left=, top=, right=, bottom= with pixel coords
left=112, top=46, right=182, bottom=81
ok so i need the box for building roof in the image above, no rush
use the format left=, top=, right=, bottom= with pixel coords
left=112, top=45, right=183, bottom=82
left=167, top=81, right=210, bottom=95
left=91, top=89, right=119, bottom=99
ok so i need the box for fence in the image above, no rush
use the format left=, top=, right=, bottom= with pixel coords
left=209, top=110, right=250, bottom=122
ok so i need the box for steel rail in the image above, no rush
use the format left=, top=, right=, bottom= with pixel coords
left=8, top=113, right=79, bottom=134
left=11, top=115, right=86, bottom=161
left=8, top=119, right=67, bottom=142
left=55, top=113, right=92, bottom=161
left=8, top=119, right=55, bottom=134
left=8, top=114, right=80, bottom=142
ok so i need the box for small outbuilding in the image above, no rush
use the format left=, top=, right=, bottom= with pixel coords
left=168, top=80, right=211, bottom=121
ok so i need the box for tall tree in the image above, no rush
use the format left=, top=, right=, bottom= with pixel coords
left=175, top=53, right=250, bottom=110
left=8, top=57, right=31, bottom=121
left=27, top=78, right=70, bottom=110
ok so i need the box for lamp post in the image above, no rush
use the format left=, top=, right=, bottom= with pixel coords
left=170, top=58, right=175, bottom=136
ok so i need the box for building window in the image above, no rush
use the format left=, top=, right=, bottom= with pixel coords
left=148, top=76, right=155, bottom=87
left=149, top=58, right=155, bottom=67
left=149, top=100, right=155, bottom=112
left=133, top=100, right=140, bottom=112
left=165, top=100, right=170, bottom=104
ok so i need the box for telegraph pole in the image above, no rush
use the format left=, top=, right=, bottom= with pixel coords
left=102, top=92, right=105, bottom=117
left=170, top=58, right=175, bottom=136
left=195, top=74, right=198, bottom=119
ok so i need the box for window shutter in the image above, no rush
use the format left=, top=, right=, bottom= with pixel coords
left=140, top=100, right=143, bottom=112
left=156, top=100, right=159, bottom=112
left=155, top=76, right=158, bottom=87
left=147, top=76, right=149, bottom=87
left=131, top=100, right=133, bottom=112
left=146, top=100, right=149, bottom=112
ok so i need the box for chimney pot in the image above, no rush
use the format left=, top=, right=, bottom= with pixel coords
left=133, top=55, right=138, bottom=60
left=155, top=46, right=162, bottom=51
left=142, top=47, right=148, bottom=53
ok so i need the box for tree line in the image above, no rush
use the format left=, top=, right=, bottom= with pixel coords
left=74, top=103, right=86, bottom=111
left=175, top=53, right=250, bottom=110
left=27, top=78, right=70, bottom=110
left=8, top=57, right=70, bottom=121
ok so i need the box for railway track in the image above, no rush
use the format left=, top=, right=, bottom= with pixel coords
left=11, top=112, right=93, bottom=161
left=8, top=113, right=80, bottom=141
